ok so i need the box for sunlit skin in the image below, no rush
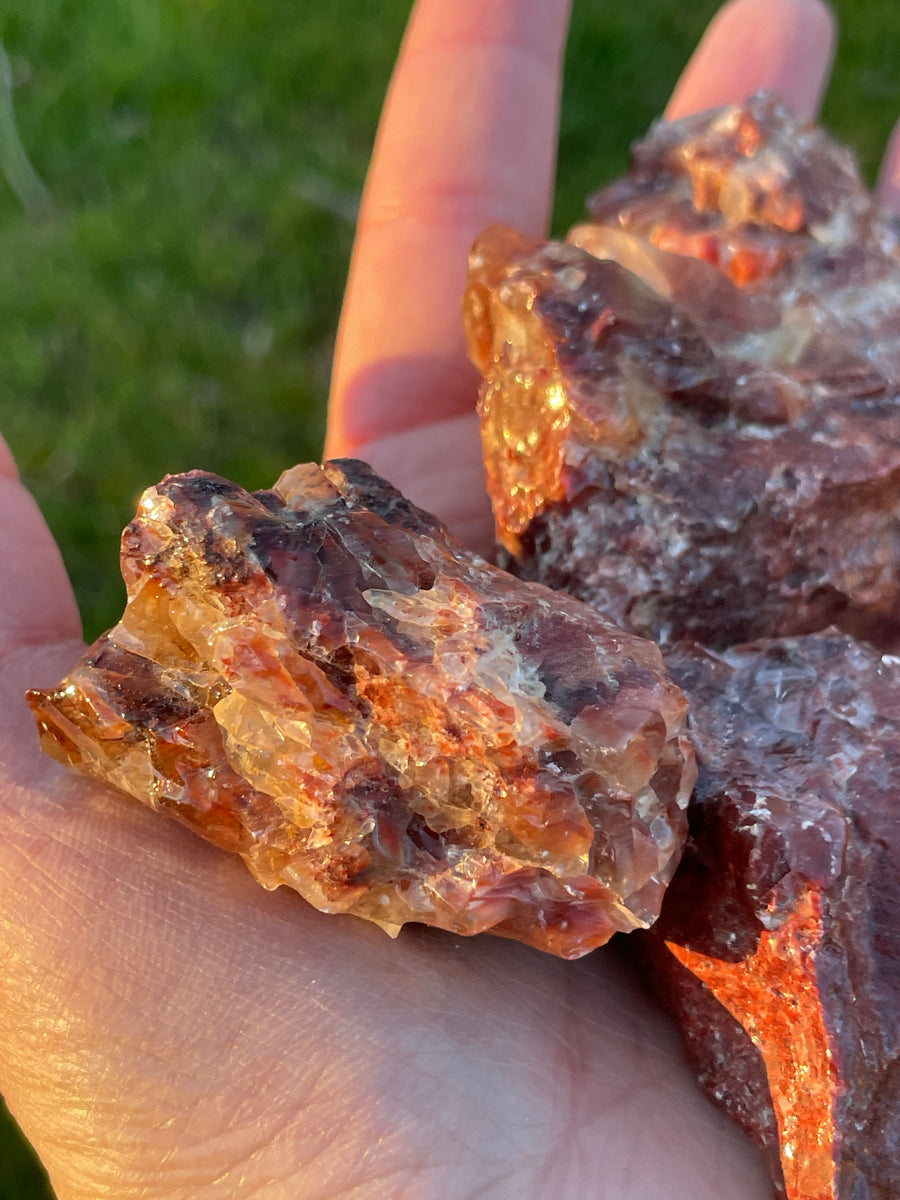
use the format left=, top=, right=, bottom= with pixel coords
left=1, top=2, right=897, bottom=1197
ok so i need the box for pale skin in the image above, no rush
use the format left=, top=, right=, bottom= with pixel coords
left=0, top=1, right=896, bottom=1196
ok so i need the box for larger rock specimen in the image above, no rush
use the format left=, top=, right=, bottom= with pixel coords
left=652, top=632, right=900, bottom=1200
left=465, top=94, right=900, bottom=649
left=27, top=459, right=695, bottom=958
left=465, top=94, right=900, bottom=1198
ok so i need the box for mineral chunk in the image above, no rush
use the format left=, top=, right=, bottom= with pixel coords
left=464, top=93, right=900, bottom=1197
left=647, top=632, right=900, bottom=1200
left=27, top=459, right=695, bottom=958
left=465, top=95, right=900, bottom=648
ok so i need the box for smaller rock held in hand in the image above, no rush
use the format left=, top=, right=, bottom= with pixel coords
left=27, top=459, right=695, bottom=958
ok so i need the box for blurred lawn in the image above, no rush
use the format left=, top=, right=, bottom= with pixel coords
left=0, top=2, right=898, bottom=1196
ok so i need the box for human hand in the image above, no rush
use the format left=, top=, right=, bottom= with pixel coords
left=0, top=2, right=888, bottom=1197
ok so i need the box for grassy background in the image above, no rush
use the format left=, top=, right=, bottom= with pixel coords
left=0, top=1, right=897, bottom=1195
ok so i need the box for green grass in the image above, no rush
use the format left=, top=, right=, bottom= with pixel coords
left=0, top=2, right=898, bottom=1195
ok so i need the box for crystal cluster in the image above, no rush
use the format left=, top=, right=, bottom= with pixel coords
left=464, top=95, right=900, bottom=1197
left=28, top=459, right=695, bottom=959
left=466, top=94, right=900, bottom=649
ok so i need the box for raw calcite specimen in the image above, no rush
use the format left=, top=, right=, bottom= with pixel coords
left=465, top=95, right=900, bottom=648
left=27, top=459, right=696, bottom=958
left=648, top=632, right=900, bottom=1200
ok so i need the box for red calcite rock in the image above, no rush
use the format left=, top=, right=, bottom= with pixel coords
left=465, top=95, right=900, bottom=649
left=651, top=632, right=900, bottom=1200
left=465, top=94, right=900, bottom=1198
left=27, top=459, right=695, bottom=958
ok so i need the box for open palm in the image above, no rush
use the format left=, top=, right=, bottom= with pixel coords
left=1, top=2, right=889, bottom=1196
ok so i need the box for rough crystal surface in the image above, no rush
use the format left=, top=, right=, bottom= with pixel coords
left=465, top=95, right=900, bottom=648
left=28, top=459, right=695, bottom=958
left=464, top=94, right=900, bottom=1198
left=650, top=632, right=900, bottom=1200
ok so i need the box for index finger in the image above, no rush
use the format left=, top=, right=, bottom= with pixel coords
left=326, top=0, right=573, bottom=458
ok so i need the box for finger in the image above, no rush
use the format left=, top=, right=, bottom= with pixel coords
left=0, top=432, right=81, bottom=659
left=876, top=118, right=900, bottom=213
left=327, top=0, right=572, bottom=458
left=665, top=0, right=836, bottom=122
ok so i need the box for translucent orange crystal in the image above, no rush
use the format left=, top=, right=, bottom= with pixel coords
left=667, top=888, right=838, bottom=1200
left=28, top=460, right=696, bottom=958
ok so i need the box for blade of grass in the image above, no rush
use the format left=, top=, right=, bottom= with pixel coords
left=0, top=37, right=51, bottom=217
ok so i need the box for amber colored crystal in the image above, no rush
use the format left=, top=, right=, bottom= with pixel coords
left=667, top=894, right=837, bottom=1200
left=648, top=633, right=900, bottom=1200
left=27, top=460, right=695, bottom=958
left=465, top=95, right=900, bottom=649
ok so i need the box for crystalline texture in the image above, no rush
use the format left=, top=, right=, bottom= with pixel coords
left=27, top=459, right=695, bottom=959
left=465, top=95, right=900, bottom=649
left=464, top=94, right=900, bottom=1198
left=650, top=633, right=900, bottom=1200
